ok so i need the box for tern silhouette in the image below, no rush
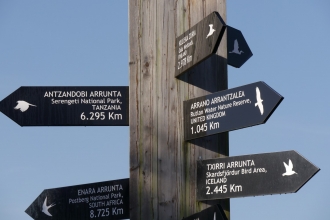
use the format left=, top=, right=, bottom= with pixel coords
left=229, top=39, right=244, bottom=54
left=282, top=159, right=297, bottom=176
left=14, top=101, right=36, bottom=112
left=206, top=24, right=216, bottom=38
left=255, top=87, right=264, bottom=115
left=42, top=196, right=56, bottom=217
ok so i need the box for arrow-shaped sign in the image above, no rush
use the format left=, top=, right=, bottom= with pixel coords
left=184, top=81, right=283, bottom=140
left=25, top=178, right=129, bottom=220
left=183, top=204, right=227, bottom=220
left=175, top=11, right=226, bottom=77
left=0, top=86, right=129, bottom=126
left=227, top=25, right=253, bottom=68
left=197, top=151, right=320, bottom=200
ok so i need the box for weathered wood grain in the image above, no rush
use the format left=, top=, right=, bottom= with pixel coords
left=129, top=0, right=229, bottom=219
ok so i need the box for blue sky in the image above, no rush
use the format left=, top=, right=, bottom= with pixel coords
left=0, top=1, right=329, bottom=219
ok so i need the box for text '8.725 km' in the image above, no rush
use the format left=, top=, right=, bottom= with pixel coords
left=25, top=179, right=129, bottom=220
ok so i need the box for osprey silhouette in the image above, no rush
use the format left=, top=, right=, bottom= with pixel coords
left=229, top=39, right=244, bottom=55
left=42, top=196, right=56, bottom=217
left=282, top=159, right=298, bottom=176
left=14, top=100, right=36, bottom=112
left=206, top=24, right=216, bottom=38
left=255, top=87, right=264, bottom=115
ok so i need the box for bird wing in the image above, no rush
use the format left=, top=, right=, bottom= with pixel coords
left=233, top=39, right=239, bottom=50
left=259, top=103, right=264, bottom=115
left=256, top=87, right=264, bottom=114
left=42, top=197, right=48, bottom=209
left=43, top=208, right=53, bottom=217
left=288, top=159, right=293, bottom=170
left=206, top=26, right=213, bottom=38
left=20, top=104, right=29, bottom=112
left=14, top=101, right=21, bottom=109
left=42, top=197, right=55, bottom=216
left=256, top=87, right=261, bottom=101
left=283, top=161, right=289, bottom=171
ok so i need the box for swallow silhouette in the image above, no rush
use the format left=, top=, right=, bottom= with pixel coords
left=14, top=101, right=37, bottom=112
left=229, top=39, right=244, bottom=55
left=42, top=196, right=56, bottom=217
left=255, top=87, right=264, bottom=115
left=282, top=159, right=297, bottom=176
left=206, top=24, right=216, bottom=38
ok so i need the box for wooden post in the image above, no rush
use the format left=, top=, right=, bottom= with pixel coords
left=129, top=0, right=229, bottom=219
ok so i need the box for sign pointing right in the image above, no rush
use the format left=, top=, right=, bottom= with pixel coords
left=197, top=151, right=320, bottom=201
left=175, top=11, right=226, bottom=77
left=227, top=25, right=253, bottom=68
left=184, top=81, right=283, bottom=141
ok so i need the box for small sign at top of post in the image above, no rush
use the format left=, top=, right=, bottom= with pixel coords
left=175, top=11, right=226, bottom=77
left=227, top=25, right=253, bottom=68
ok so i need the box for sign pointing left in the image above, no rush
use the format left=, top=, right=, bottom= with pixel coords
left=25, top=178, right=129, bottom=220
left=0, top=86, right=129, bottom=126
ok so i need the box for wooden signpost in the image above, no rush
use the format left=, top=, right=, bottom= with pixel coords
left=129, top=1, right=229, bottom=219
left=0, top=0, right=319, bottom=219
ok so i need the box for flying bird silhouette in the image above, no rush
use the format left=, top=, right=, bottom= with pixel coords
left=229, top=39, right=244, bottom=54
left=14, top=101, right=36, bottom=112
left=42, top=197, right=56, bottom=217
left=206, top=24, right=216, bottom=38
left=282, top=159, right=298, bottom=176
left=255, top=87, right=264, bottom=115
